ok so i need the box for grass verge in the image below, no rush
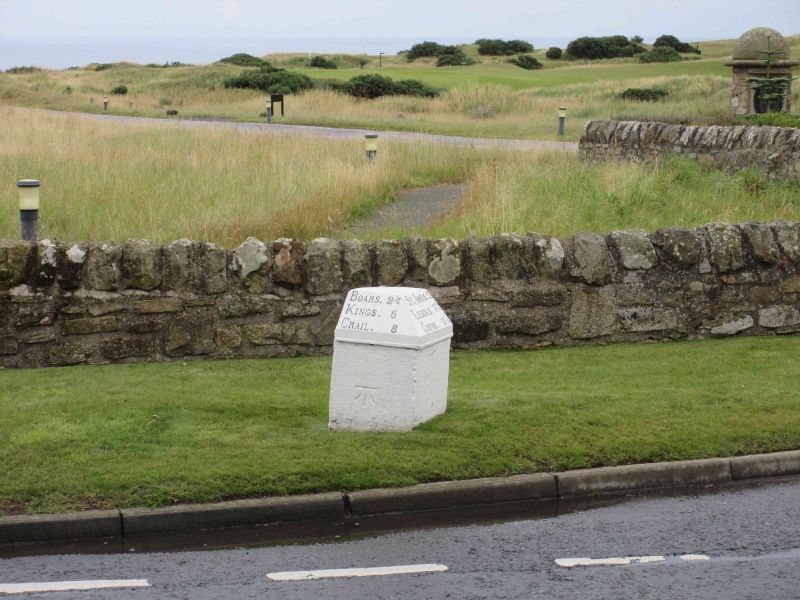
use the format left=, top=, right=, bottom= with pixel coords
left=2, top=336, right=799, bottom=515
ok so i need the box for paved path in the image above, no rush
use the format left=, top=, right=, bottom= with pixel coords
left=2, top=476, right=798, bottom=598
left=43, top=110, right=578, bottom=152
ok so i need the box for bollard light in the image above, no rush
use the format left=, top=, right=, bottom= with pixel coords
left=16, top=179, right=40, bottom=242
left=558, top=106, right=567, bottom=137
left=103, top=95, right=109, bottom=111
left=364, top=134, right=378, bottom=163
left=265, top=99, right=273, bottom=124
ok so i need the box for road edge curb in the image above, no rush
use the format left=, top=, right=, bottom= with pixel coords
left=2, top=450, right=799, bottom=544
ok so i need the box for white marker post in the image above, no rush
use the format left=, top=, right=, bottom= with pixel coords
left=329, top=287, right=453, bottom=432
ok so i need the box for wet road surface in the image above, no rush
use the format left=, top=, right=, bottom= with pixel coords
left=2, top=477, right=799, bottom=599
left=42, top=110, right=579, bottom=152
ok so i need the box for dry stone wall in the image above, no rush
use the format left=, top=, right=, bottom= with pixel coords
left=1, top=223, right=800, bottom=369
left=580, top=120, right=800, bottom=180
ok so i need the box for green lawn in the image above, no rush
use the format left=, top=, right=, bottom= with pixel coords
left=2, top=336, right=800, bottom=515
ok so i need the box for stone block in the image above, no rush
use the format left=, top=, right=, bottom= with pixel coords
left=215, top=325, right=242, bottom=349
left=450, top=311, right=491, bottom=343
left=778, top=276, right=800, bottom=293
left=101, top=336, right=155, bottom=360
left=494, top=308, right=564, bottom=335
left=0, top=240, right=34, bottom=287
left=569, top=233, right=613, bottom=285
left=758, top=305, right=800, bottom=328
left=132, top=297, right=183, bottom=314
left=0, top=336, right=19, bottom=355
left=36, top=239, right=58, bottom=285
left=280, top=300, right=321, bottom=318
left=494, top=233, right=526, bottom=279
left=710, top=315, right=754, bottom=336
left=428, top=239, right=461, bottom=286
left=122, top=239, right=162, bottom=290
left=771, top=221, right=800, bottom=262
left=121, top=315, right=167, bottom=334
left=341, top=240, right=372, bottom=288
left=49, top=341, right=93, bottom=366
left=246, top=322, right=312, bottom=345
left=165, top=310, right=216, bottom=356
left=85, top=242, right=123, bottom=291
left=463, top=236, right=494, bottom=283
left=57, top=242, right=88, bottom=290
left=64, top=316, right=119, bottom=335
left=21, top=327, right=56, bottom=344
left=747, top=287, right=780, bottom=305
left=507, top=281, right=567, bottom=307
left=652, top=227, right=702, bottom=266
left=374, top=240, right=408, bottom=286
left=404, top=237, right=429, bottom=281
left=304, top=238, right=343, bottom=295
left=272, top=238, right=303, bottom=286
left=217, top=294, right=275, bottom=318
left=702, top=223, right=745, bottom=273
left=617, top=307, right=681, bottom=333
left=568, top=286, right=618, bottom=338
left=610, top=230, right=656, bottom=270
left=531, top=235, right=565, bottom=277
left=740, top=222, right=779, bottom=263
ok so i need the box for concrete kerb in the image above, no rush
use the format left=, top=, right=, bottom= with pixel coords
left=2, top=451, right=800, bottom=544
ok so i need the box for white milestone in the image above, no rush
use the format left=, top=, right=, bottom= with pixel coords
left=329, top=287, right=453, bottom=432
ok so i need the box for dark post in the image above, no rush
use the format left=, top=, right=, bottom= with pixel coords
left=379, top=52, right=384, bottom=68
left=17, top=179, right=40, bottom=242
left=103, top=96, right=109, bottom=111
left=266, top=99, right=272, bottom=124
left=558, top=106, right=567, bottom=137
left=365, top=134, right=378, bottom=163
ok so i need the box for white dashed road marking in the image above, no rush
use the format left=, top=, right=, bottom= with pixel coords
left=556, top=554, right=711, bottom=568
left=0, top=580, right=150, bottom=595
left=267, top=564, right=449, bottom=581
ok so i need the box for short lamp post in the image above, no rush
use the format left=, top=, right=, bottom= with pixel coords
left=17, top=179, right=40, bottom=242
left=265, top=98, right=273, bottom=124
left=103, top=96, right=109, bottom=111
left=379, top=52, right=385, bottom=68
left=558, top=106, right=567, bottom=137
left=365, top=134, right=378, bottom=163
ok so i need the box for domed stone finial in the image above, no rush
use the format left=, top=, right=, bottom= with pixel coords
left=724, top=27, right=798, bottom=115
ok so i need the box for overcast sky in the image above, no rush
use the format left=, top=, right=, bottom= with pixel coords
left=1, top=0, right=798, bottom=40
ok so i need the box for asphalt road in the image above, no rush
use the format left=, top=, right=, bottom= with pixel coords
left=2, top=477, right=799, bottom=599
left=43, top=110, right=579, bottom=152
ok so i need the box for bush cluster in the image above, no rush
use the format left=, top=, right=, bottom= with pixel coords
left=94, top=63, right=115, bottom=71
left=330, top=74, right=439, bottom=98
left=509, top=55, right=543, bottom=70
left=476, top=39, right=533, bottom=56
left=223, top=68, right=314, bottom=94
left=435, top=46, right=476, bottom=67
left=309, top=56, right=337, bottom=69
left=545, top=47, right=563, bottom=60
left=653, top=35, right=701, bottom=54
left=145, top=61, right=192, bottom=68
left=639, top=46, right=682, bottom=63
left=565, top=36, right=645, bottom=59
left=618, top=87, right=669, bottom=102
left=110, top=85, right=128, bottom=95
left=405, top=41, right=449, bottom=61
left=218, top=53, right=269, bottom=67
left=4, top=66, right=41, bottom=74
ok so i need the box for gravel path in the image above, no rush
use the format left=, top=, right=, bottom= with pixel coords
left=42, top=110, right=579, bottom=152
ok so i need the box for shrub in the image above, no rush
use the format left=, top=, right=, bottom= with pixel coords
left=110, top=85, right=128, bottom=95
left=4, top=65, right=41, bottom=74
left=619, top=87, right=669, bottom=102
left=435, top=47, right=476, bottom=67
left=509, top=55, right=543, bottom=70
left=309, top=55, right=337, bottom=69
left=566, top=36, right=644, bottom=59
left=218, top=53, right=268, bottom=67
left=406, top=41, right=448, bottom=61
left=653, top=35, right=701, bottom=54
left=94, top=63, right=115, bottom=71
left=639, top=46, right=681, bottom=63
left=224, top=69, right=313, bottom=94
left=146, top=61, right=192, bottom=68
left=332, top=74, right=439, bottom=98
left=545, top=47, right=563, bottom=59
left=476, top=39, right=533, bottom=56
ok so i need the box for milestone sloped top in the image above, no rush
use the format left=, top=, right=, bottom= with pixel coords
left=731, top=27, right=792, bottom=61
